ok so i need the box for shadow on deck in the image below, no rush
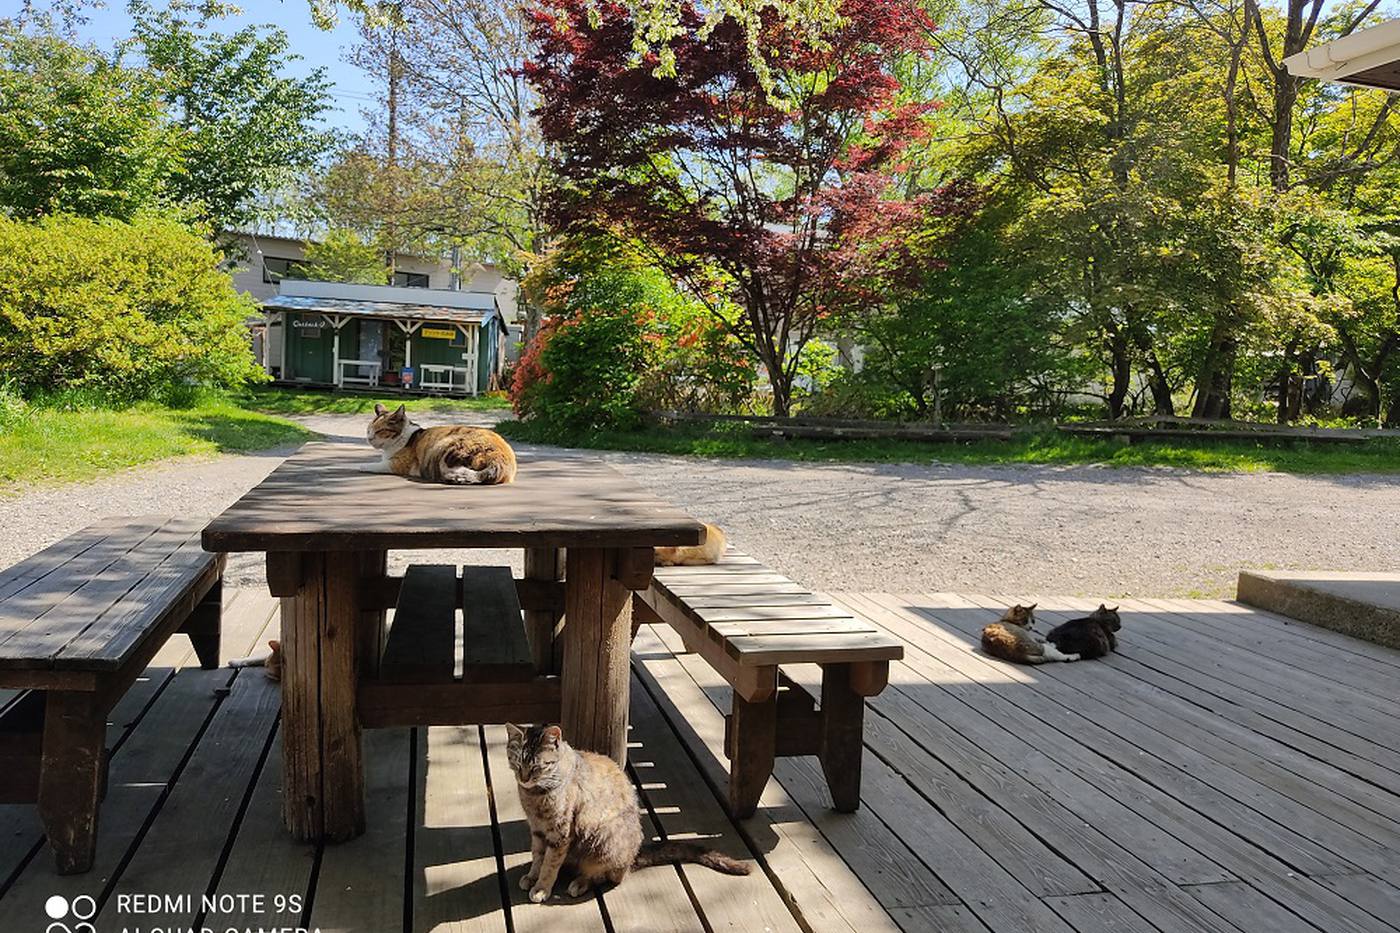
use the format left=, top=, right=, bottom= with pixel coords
left=1, top=587, right=1398, bottom=933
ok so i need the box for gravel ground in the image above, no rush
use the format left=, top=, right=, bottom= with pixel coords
left=3, top=410, right=1397, bottom=598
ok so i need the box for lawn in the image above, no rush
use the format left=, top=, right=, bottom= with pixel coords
left=243, top=386, right=511, bottom=416
left=0, top=395, right=314, bottom=488
left=496, top=418, right=1400, bottom=475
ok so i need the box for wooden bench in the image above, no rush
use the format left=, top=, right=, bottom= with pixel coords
left=635, top=550, right=902, bottom=818
left=0, top=517, right=223, bottom=873
left=357, top=564, right=560, bottom=728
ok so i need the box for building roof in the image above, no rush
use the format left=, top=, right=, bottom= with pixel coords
left=264, top=295, right=490, bottom=324
left=263, top=279, right=497, bottom=324
left=1285, top=19, right=1400, bottom=91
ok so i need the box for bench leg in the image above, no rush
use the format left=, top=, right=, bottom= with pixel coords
left=728, top=692, right=776, bottom=819
left=37, top=691, right=106, bottom=874
left=819, top=663, right=865, bottom=813
left=182, top=580, right=222, bottom=671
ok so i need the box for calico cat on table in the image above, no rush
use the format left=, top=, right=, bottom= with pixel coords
left=364, top=403, right=517, bottom=485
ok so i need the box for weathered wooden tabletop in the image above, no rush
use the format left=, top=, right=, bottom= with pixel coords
left=201, top=441, right=706, bottom=552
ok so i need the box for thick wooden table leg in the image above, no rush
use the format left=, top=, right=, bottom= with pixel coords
left=727, top=692, right=776, bottom=819
left=560, top=548, right=632, bottom=763
left=37, top=690, right=106, bottom=874
left=524, top=547, right=564, bottom=674
left=279, top=551, right=366, bottom=842
left=819, top=663, right=865, bottom=813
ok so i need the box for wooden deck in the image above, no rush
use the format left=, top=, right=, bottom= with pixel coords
left=2, top=588, right=1398, bottom=932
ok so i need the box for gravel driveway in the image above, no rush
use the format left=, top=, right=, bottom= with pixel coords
left=3, top=410, right=1396, bottom=598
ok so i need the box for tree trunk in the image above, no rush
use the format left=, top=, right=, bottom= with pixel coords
left=1106, top=331, right=1132, bottom=420
left=1192, top=333, right=1236, bottom=419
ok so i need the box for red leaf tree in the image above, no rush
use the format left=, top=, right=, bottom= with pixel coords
left=525, top=0, right=937, bottom=415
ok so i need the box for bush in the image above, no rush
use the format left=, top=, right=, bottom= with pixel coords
left=511, top=243, right=755, bottom=428
left=0, top=213, right=265, bottom=403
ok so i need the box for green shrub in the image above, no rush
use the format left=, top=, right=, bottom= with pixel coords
left=0, top=213, right=265, bottom=403
left=512, top=242, right=755, bottom=428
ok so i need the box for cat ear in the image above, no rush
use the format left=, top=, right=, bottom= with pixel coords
left=542, top=725, right=562, bottom=745
left=268, top=640, right=280, bottom=650
left=1027, top=603, right=1037, bottom=611
left=1098, top=603, right=1107, bottom=610
left=374, top=403, right=387, bottom=417
left=505, top=723, right=524, bottom=742
left=1109, top=605, right=1119, bottom=612
left=393, top=404, right=407, bottom=418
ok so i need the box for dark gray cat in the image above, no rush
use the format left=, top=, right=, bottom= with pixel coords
left=1045, top=605, right=1122, bottom=660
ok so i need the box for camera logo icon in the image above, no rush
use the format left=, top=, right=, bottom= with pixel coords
left=44, top=893, right=97, bottom=932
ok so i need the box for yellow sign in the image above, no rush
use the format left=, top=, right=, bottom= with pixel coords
left=421, top=327, right=457, bottom=340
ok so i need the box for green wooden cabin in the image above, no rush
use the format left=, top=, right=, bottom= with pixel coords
left=263, top=281, right=504, bottom=395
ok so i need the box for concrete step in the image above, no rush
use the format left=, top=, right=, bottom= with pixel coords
left=1237, top=570, right=1400, bottom=650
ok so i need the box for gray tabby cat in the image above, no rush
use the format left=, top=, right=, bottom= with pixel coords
left=506, top=723, right=751, bottom=903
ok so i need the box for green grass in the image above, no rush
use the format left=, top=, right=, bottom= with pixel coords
left=496, top=419, right=1400, bottom=475
left=0, top=396, right=314, bottom=489
left=243, top=386, right=512, bottom=416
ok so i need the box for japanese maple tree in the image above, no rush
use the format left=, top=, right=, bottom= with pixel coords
left=525, top=0, right=937, bottom=415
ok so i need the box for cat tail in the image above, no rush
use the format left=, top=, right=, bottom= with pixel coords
left=228, top=654, right=266, bottom=669
left=633, top=841, right=752, bottom=876
left=1041, top=643, right=1081, bottom=663
left=440, top=464, right=491, bottom=484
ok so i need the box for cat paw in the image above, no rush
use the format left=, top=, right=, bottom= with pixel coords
left=529, top=884, right=551, bottom=904
left=567, top=878, right=592, bottom=897
left=519, top=873, right=538, bottom=891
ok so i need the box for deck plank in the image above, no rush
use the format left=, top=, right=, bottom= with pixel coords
left=310, top=728, right=414, bottom=933
left=411, top=725, right=508, bottom=933
left=626, top=670, right=805, bottom=932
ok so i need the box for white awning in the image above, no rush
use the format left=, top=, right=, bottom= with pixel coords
left=1284, top=19, right=1400, bottom=91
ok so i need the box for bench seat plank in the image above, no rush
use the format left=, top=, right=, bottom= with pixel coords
left=0, top=519, right=218, bottom=673
left=459, top=565, right=533, bottom=681
left=380, top=565, right=458, bottom=684
left=723, top=633, right=904, bottom=665
left=708, top=618, right=878, bottom=638
left=694, top=604, right=858, bottom=623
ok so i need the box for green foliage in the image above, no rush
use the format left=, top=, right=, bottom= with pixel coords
left=128, top=0, right=336, bottom=233
left=511, top=239, right=755, bottom=427
left=303, top=228, right=390, bottom=284
left=0, top=213, right=266, bottom=403
left=0, top=29, right=178, bottom=219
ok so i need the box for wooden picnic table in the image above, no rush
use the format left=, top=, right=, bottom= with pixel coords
left=202, top=441, right=703, bottom=842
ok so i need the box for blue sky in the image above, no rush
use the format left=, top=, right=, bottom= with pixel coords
left=73, top=0, right=375, bottom=135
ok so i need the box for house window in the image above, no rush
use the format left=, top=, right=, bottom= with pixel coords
left=449, top=328, right=467, bottom=348
left=263, top=256, right=309, bottom=284
left=392, top=271, right=430, bottom=288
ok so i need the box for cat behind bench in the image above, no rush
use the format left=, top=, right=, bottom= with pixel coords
left=506, top=723, right=749, bottom=903
left=364, top=403, right=516, bottom=484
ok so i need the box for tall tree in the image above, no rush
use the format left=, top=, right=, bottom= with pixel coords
left=127, top=0, right=335, bottom=235
left=527, top=0, right=938, bottom=415
left=0, top=27, right=177, bottom=219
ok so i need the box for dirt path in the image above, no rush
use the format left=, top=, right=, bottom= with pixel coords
left=3, top=411, right=1396, bottom=597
